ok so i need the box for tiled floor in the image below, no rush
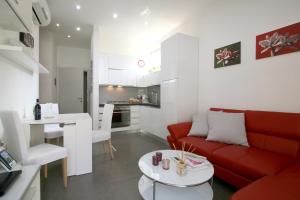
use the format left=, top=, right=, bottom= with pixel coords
left=41, top=132, right=236, bottom=200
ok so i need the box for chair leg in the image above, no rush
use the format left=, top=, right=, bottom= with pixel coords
left=44, top=164, right=48, bottom=178
left=102, top=142, right=107, bottom=153
left=108, top=139, right=114, bottom=160
left=62, top=157, right=68, bottom=188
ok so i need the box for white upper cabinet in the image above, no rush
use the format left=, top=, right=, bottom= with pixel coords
left=98, top=53, right=138, bottom=86
left=0, top=0, right=33, bottom=33
left=136, top=71, right=161, bottom=87
left=108, top=54, right=135, bottom=70
left=108, top=69, right=126, bottom=85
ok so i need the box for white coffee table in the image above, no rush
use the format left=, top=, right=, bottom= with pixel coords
left=138, top=150, right=214, bottom=200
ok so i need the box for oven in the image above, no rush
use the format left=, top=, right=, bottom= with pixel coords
left=112, top=106, right=131, bottom=128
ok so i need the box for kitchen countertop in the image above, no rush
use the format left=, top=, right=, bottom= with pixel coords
left=99, top=103, right=160, bottom=108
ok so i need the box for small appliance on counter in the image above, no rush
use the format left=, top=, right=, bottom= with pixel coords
left=141, top=94, right=149, bottom=103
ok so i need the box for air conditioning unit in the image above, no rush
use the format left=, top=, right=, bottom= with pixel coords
left=32, top=0, right=51, bottom=26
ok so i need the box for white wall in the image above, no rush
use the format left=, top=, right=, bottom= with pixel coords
left=0, top=25, right=40, bottom=118
left=173, top=0, right=300, bottom=113
left=57, top=46, right=90, bottom=69
left=91, top=26, right=100, bottom=130
left=0, top=60, right=37, bottom=117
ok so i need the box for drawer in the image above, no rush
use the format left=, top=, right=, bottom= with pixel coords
left=131, top=112, right=140, bottom=118
left=130, top=124, right=140, bottom=130
left=131, top=118, right=140, bottom=124
left=130, top=106, right=140, bottom=112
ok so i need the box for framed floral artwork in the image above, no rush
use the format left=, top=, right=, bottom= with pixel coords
left=256, top=22, right=300, bottom=59
left=214, top=42, right=241, bottom=68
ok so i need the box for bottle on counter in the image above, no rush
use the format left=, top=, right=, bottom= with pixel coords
left=34, top=99, right=41, bottom=120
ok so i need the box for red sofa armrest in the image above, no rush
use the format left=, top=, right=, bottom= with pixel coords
left=167, top=122, right=192, bottom=140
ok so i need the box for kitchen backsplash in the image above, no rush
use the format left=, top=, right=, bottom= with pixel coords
left=147, top=85, right=160, bottom=105
left=99, top=85, right=160, bottom=105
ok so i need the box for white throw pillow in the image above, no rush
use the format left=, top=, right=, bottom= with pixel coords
left=206, top=111, right=249, bottom=146
left=189, top=113, right=209, bottom=136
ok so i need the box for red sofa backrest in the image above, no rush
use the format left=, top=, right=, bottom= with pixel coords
left=246, top=110, right=300, bottom=159
left=210, top=108, right=300, bottom=159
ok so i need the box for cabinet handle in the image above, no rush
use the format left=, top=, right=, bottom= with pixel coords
left=59, top=123, right=76, bottom=128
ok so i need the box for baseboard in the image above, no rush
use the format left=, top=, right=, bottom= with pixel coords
left=140, top=130, right=168, bottom=145
left=111, top=129, right=168, bottom=145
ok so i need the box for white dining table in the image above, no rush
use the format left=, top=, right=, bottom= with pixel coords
left=23, top=113, right=92, bottom=176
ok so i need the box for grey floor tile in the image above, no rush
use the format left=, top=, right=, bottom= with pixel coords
left=41, top=131, right=236, bottom=200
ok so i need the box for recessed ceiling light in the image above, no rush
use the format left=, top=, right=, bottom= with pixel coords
left=67, top=35, right=71, bottom=38
left=56, top=23, right=60, bottom=27
left=76, top=27, right=81, bottom=31
left=113, top=13, right=118, bottom=19
left=140, top=8, right=151, bottom=16
left=144, top=21, right=149, bottom=26
left=76, top=4, right=81, bottom=10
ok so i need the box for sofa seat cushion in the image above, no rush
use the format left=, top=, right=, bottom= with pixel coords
left=178, top=136, right=228, bottom=159
left=230, top=174, right=300, bottom=200
left=211, top=145, right=294, bottom=180
left=280, top=161, right=300, bottom=177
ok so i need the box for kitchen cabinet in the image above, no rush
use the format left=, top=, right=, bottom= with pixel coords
left=99, top=105, right=162, bottom=138
left=140, top=106, right=163, bottom=139
left=130, top=106, right=140, bottom=130
left=136, top=71, right=161, bottom=87
left=108, top=69, right=126, bottom=85
left=108, top=54, right=135, bottom=70
left=161, top=33, right=199, bottom=136
left=98, top=53, right=138, bottom=86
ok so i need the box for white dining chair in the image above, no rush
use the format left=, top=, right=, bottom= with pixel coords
left=92, top=104, right=115, bottom=159
left=41, top=103, right=63, bottom=144
left=0, top=111, right=68, bottom=188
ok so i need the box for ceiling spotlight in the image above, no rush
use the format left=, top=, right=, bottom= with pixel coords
left=140, top=8, right=151, bottom=16
left=56, top=23, right=60, bottom=27
left=67, top=35, right=71, bottom=38
left=76, top=27, right=81, bottom=31
left=113, top=13, right=118, bottom=19
left=76, top=4, right=81, bottom=10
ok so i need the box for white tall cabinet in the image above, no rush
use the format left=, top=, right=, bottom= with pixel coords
left=161, top=33, right=199, bottom=137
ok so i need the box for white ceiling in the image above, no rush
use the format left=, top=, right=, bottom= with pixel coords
left=44, top=0, right=211, bottom=55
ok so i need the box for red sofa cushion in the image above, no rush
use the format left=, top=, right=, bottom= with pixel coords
left=245, top=110, right=300, bottom=140
left=167, top=122, right=192, bottom=140
left=211, top=145, right=294, bottom=180
left=280, top=161, right=300, bottom=177
left=247, top=132, right=300, bottom=159
left=177, top=136, right=227, bottom=159
left=230, top=175, right=300, bottom=200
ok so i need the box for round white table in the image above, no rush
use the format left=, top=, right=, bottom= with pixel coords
left=138, top=150, right=214, bottom=200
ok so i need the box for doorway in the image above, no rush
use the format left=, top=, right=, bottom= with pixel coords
left=83, top=71, right=88, bottom=113
left=58, top=68, right=89, bottom=114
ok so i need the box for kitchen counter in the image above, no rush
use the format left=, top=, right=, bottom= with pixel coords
left=99, top=103, right=160, bottom=108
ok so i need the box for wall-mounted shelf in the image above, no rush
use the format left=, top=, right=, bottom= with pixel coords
left=0, top=44, right=49, bottom=74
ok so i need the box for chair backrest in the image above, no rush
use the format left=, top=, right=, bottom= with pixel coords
left=101, top=104, right=114, bottom=133
left=41, top=103, right=59, bottom=117
left=0, top=111, right=28, bottom=163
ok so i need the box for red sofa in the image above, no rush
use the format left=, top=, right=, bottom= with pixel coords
left=167, top=108, right=300, bottom=200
